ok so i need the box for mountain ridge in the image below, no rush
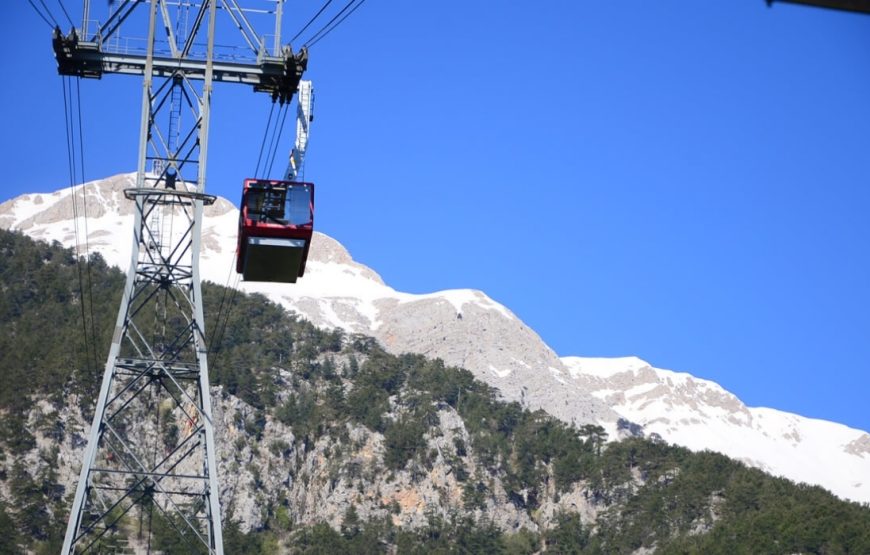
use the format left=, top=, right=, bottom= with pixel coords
left=1, top=173, right=868, bottom=505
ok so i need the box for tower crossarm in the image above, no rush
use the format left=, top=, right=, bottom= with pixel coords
left=53, top=28, right=308, bottom=102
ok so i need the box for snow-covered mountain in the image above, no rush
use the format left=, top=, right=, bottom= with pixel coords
left=2, top=173, right=869, bottom=505
left=564, top=356, right=870, bottom=504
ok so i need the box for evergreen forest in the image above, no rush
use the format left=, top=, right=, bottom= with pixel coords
left=1, top=229, right=869, bottom=554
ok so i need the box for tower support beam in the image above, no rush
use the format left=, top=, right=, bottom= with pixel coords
left=55, top=2, right=306, bottom=552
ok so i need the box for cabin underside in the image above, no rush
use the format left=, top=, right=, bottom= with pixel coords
left=241, top=236, right=307, bottom=283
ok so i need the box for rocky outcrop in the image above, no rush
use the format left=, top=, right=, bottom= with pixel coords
left=2, top=175, right=869, bottom=505
left=1, top=384, right=604, bottom=537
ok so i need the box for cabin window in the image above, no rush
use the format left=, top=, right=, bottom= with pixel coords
left=285, top=185, right=312, bottom=225
left=246, top=183, right=312, bottom=225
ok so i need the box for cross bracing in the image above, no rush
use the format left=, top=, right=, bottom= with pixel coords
left=57, top=1, right=307, bottom=553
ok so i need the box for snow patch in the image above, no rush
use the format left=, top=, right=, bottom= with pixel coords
left=489, top=364, right=511, bottom=378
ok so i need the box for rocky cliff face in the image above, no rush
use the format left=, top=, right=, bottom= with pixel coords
left=0, top=357, right=607, bottom=539
left=2, top=226, right=869, bottom=554
left=2, top=174, right=869, bottom=505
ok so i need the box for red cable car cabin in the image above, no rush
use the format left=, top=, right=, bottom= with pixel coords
left=236, top=179, right=314, bottom=283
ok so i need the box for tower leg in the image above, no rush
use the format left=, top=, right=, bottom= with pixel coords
left=62, top=2, right=223, bottom=552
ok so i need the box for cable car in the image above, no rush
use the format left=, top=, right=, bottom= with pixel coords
left=236, top=179, right=314, bottom=283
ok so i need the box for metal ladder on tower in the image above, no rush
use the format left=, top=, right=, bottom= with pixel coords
left=285, top=80, right=314, bottom=181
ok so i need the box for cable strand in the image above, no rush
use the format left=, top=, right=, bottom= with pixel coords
left=303, top=0, right=365, bottom=48
left=307, top=0, right=367, bottom=48
left=289, top=0, right=334, bottom=44
left=253, top=102, right=276, bottom=178
left=62, top=77, right=94, bottom=379
left=266, top=104, right=291, bottom=178
left=75, top=78, right=101, bottom=374
left=27, top=0, right=55, bottom=29
left=37, top=0, right=61, bottom=27
left=56, top=0, right=75, bottom=28
left=208, top=96, right=279, bottom=359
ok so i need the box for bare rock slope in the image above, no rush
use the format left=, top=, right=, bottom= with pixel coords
left=2, top=174, right=868, bottom=504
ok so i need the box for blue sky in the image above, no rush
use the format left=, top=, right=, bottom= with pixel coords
left=3, top=1, right=870, bottom=433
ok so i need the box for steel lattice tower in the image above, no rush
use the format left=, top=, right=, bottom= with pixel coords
left=54, top=2, right=306, bottom=553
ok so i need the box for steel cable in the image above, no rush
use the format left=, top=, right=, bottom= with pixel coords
left=306, top=0, right=367, bottom=48
left=289, top=0, right=334, bottom=45
left=75, top=78, right=101, bottom=375
left=62, top=77, right=98, bottom=379
left=303, top=0, right=366, bottom=48
left=253, top=101, right=276, bottom=178
left=37, top=0, right=61, bottom=27
left=56, top=0, right=75, bottom=28
left=266, top=103, right=291, bottom=178
left=207, top=100, right=281, bottom=362
left=27, top=0, right=55, bottom=28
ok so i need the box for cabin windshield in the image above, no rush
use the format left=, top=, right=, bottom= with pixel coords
left=246, top=183, right=312, bottom=225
